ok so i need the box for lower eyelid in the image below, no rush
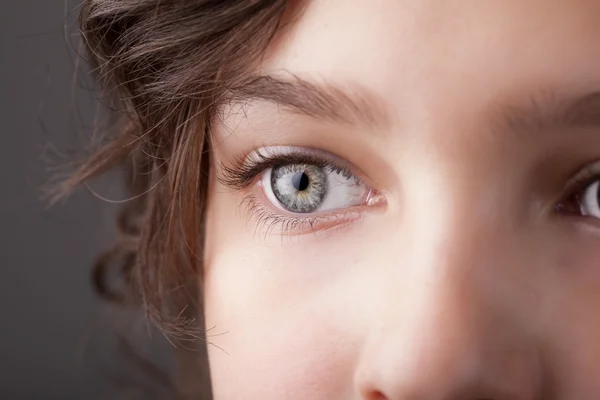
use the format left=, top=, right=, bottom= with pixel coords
left=244, top=194, right=369, bottom=236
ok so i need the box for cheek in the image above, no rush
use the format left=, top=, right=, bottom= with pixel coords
left=203, top=246, right=360, bottom=400
left=202, top=196, right=373, bottom=400
left=530, top=226, right=600, bottom=396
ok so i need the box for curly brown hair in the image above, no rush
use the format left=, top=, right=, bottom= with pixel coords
left=58, top=0, right=293, bottom=398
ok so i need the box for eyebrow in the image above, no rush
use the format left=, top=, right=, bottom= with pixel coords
left=496, top=90, right=600, bottom=135
left=224, top=74, right=389, bottom=128
left=224, top=74, right=600, bottom=137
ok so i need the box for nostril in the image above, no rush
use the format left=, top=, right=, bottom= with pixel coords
left=365, top=390, right=388, bottom=400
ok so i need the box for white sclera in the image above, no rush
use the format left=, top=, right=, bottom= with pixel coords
left=581, top=180, right=600, bottom=218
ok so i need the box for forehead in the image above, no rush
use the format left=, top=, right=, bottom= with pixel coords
left=261, top=0, right=600, bottom=124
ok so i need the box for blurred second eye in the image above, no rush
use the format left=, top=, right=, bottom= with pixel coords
left=557, top=160, right=600, bottom=220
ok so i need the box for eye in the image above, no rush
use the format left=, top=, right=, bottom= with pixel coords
left=558, top=161, right=600, bottom=219
left=217, top=146, right=386, bottom=234
left=261, top=163, right=371, bottom=214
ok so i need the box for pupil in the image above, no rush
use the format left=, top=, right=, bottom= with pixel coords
left=292, top=172, right=310, bottom=191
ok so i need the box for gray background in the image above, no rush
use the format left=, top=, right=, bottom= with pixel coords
left=1, top=1, right=170, bottom=399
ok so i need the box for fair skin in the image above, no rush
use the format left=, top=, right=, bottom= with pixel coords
left=203, top=0, right=600, bottom=398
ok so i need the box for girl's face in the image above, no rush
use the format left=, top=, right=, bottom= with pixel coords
left=204, top=0, right=600, bottom=398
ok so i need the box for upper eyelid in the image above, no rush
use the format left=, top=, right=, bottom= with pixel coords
left=563, top=160, right=600, bottom=194
left=217, top=146, right=363, bottom=190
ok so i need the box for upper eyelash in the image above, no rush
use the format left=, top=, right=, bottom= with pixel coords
left=217, top=148, right=357, bottom=190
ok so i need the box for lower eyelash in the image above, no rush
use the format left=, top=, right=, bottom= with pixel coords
left=242, top=194, right=321, bottom=237
left=241, top=194, right=362, bottom=237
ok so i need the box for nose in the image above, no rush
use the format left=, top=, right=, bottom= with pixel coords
left=354, top=215, right=543, bottom=400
